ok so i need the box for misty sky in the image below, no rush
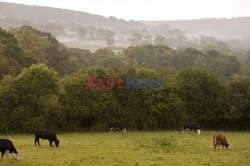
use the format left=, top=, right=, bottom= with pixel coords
left=2, top=0, right=250, bottom=20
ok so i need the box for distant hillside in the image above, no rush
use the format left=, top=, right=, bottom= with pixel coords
left=0, top=1, right=145, bottom=29
left=1, top=1, right=249, bottom=50
left=142, top=17, right=250, bottom=40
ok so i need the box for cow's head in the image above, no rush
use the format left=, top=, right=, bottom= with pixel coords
left=55, top=140, right=60, bottom=147
left=12, top=151, right=19, bottom=160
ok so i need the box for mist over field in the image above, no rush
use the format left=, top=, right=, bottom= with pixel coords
left=0, top=1, right=250, bottom=165
left=1, top=1, right=250, bottom=51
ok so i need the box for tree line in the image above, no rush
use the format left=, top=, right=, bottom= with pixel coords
left=0, top=26, right=249, bottom=133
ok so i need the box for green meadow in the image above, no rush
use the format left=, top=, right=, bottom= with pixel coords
left=1, top=131, right=249, bottom=166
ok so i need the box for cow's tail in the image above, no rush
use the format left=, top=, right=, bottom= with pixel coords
left=213, top=134, right=217, bottom=149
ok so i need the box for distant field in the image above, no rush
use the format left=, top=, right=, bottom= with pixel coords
left=62, top=40, right=107, bottom=51
left=1, top=131, right=249, bottom=166
left=59, top=39, right=128, bottom=52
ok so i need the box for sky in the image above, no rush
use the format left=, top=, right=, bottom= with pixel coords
left=1, top=0, right=250, bottom=20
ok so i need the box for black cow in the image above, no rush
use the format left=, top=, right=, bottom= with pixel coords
left=0, top=139, right=19, bottom=160
left=35, top=129, right=60, bottom=147
left=108, top=122, right=126, bottom=132
left=182, top=122, right=201, bottom=135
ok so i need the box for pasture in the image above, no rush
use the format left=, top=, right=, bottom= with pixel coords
left=1, top=131, right=249, bottom=166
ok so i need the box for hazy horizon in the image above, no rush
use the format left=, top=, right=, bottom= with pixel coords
left=1, top=0, right=250, bottom=21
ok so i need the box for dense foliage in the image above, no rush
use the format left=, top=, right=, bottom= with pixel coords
left=0, top=27, right=249, bottom=133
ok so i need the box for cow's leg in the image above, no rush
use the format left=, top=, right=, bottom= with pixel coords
left=1, top=150, right=6, bottom=160
left=4, top=150, right=9, bottom=159
left=49, top=140, right=53, bottom=147
left=4, top=153, right=8, bottom=158
left=1, top=152, right=4, bottom=160
left=215, top=143, right=218, bottom=150
left=38, top=139, right=41, bottom=146
left=182, top=128, right=185, bottom=133
left=4, top=150, right=9, bottom=158
left=35, top=137, right=41, bottom=146
left=182, top=128, right=186, bottom=133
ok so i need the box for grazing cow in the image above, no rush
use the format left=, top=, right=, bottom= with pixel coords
left=0, top=139, right=19, bottom=160
left=35, top=129, right=60, bottom=147
left=213, top=133, right=230, bottom=150
left=108, top=122, right=126, bottom=132
left=182, top=122, right=201, bottom=135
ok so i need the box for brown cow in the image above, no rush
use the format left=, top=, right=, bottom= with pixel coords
left=213, top=133, right=230, bottom=150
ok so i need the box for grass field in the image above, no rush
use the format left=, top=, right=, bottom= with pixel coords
left=60, top=39, right=128, bottom=52
left=1, top=131, right=250, bottom=166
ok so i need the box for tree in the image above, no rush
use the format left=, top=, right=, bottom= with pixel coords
left=176, top=68, right=229, bottom=128
left=92, top=48, right=125, bottom=68
left=16, top=64, right=59, bottom=96
left=104, top=30, right=115, bottom=47
left=11, top=26, right=90, bottom=76
left=172, top=48, right=203, bottom=69
left=11, top=26, right=49, bottom=63
left=245, top=50, right=250, bottom=64
left=213, top=41, right=231, bottom=54
left=60, top=68, right=123, bottom=130
left=43, top=23, right=64, bottom=36
left=123, top=46, right=150, bottom=67
left=210, top=55, right=241, bottom=77
left=105, top=37, right=115, bottom=48
left=0, top=64, right=60, bottom=133
left=228, top=75, right=250, bottom=129
left=154, top=35, right=166, bottom=45
left=142, top=35, right=153, bottom=45
left=128, top=33, right=143, bottom=46
left=77, top=27, right=87, bottom=39
left=86, top=25, right=97, bottom=39
left=97, top=28, right=106, bottom=39
left=206, top=50, right=220, bottom=58
left=0, top=28, right=27, bottom=78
